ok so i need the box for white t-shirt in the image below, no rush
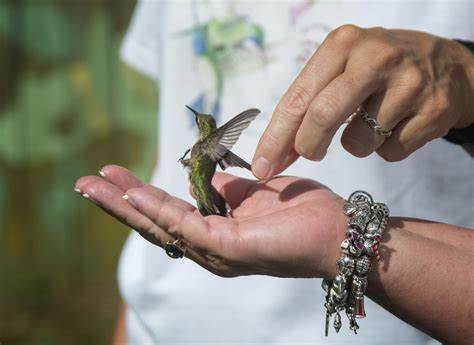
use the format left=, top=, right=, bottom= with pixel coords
left=118, top=1, right=474, bottom=344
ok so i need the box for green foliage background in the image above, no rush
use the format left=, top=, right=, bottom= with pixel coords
left=0, top=0, right=157, bottom=343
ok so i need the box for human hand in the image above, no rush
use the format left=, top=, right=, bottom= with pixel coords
left=75, top=165, right=347, bottom=278
left=253, top=26, right=474, bottom=179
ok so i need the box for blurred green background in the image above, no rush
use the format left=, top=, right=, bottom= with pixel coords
left=0, top=0, right=157, bottom=343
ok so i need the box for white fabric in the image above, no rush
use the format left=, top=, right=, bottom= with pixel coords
left=118, top=1, right=474, bottom=344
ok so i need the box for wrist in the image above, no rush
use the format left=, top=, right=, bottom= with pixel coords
left=322, top=191, right=390, bottom=335
left=321, top=208, right=348, bottom=279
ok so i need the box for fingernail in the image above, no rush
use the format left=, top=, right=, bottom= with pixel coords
left=98, top=169, right=106, bottom=177
left=82, top=193, right=90, bottom=199
left=343, top=137, right=370, bottom=158
left=252, top=156, right=272, bottom=179
left=123, top=194, right=137, bottom=207
left=74, top=187, right=81, bottom=194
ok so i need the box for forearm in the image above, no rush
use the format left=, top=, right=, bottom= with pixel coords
left=402, top=218, right=474, bottom=254
left=365, top=218, right=474, bottom=344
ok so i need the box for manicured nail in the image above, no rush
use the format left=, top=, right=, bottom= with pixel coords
left=82, top=193, right=90, bottom=199
left=98, top=170, right=106, bottom=177
left=74, top=187, right=81, bottom=193
left=252, top=156, right=272, bottom=179
left=123, top=194, right=137, bottom=207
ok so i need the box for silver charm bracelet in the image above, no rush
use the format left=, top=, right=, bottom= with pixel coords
left=322, top=191, right=389, bottom=335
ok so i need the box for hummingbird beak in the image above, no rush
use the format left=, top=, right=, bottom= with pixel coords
left=185, top=105, right=200, bottom=117
left=185, top=105, right=200, bottom=125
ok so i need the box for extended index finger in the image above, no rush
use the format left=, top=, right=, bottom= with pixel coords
left=252, top=25, right=364, bottom=179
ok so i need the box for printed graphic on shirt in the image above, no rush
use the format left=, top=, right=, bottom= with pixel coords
left=175, top=1, right=266, bottom=126
left=174, top=0, right=330, bottom=129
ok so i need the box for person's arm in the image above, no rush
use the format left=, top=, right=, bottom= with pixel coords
left=346, top=219, right=473, bottom=344
left=76, top=168, right=474, bottom=344
left=112, top=300, right=126, bottom=345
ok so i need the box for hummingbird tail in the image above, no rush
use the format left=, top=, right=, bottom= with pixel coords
left=196, top=186, right=228, bottom=217
left=217, top=151, right=251, bottom=171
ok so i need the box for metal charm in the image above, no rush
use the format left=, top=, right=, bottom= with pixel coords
left=348, top=190, right=373, bottom=205
left=337, top=255, right=355, bottom=276
left=352, top=275, right=368, bottom=318
left=334, top=312, right=342, bottom=333
left=349, top=315, right=360, bottom=334
left=355, top=256, right=372, bottom=275
left=349, top=210, right=370, bottom=232
left=343, top=202, right=357, bottom=216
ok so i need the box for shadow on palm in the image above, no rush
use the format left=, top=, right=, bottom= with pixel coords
left=217, top=175, right=332, bottom=218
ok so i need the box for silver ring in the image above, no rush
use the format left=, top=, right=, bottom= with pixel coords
left=165, top=239, right=186, bottom=259
left=356, top=107, right=392, bottom=138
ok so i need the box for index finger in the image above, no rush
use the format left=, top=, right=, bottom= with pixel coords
left=252, top=25, right=364, bottom=179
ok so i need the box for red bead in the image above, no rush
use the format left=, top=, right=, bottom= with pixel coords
left=355, top=298, right=366, bottom=318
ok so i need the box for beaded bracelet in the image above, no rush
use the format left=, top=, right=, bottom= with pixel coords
left=322, top=191, right=389, bottom=335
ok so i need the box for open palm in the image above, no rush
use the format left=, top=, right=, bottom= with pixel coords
left=75, top=165, right=347, bottom=278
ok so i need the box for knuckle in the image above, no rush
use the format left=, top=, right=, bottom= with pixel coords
left=128, top=214, right=151, bottom=233
left=401, top=67, right=425, bottom=92
left=294, top=142, right=323, bottom=161
left=330, top=24, right=363, bottom=46
left=367, top=43, right=404, bottom=73
left=369, top=26, right=385, bottom=35
left=308, top=94, right=339, bottom=131
left=260, top=129, right=280, bottom=152
left=149, top=203, right=165, bottom=226
left=279, top=85, right=312, bottom=117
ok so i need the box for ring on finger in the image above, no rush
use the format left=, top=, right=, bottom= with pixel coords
left=165, top=238, right=186, bottom=259
left=356, top=106, right=392, bottom=138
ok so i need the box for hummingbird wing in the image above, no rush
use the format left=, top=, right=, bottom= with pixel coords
left=214, top=108, right=260, bottom=150
left=208, top=108, right=260, bottom=167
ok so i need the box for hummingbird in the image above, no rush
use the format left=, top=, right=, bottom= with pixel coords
left=179, top=106, right=260, bottom=217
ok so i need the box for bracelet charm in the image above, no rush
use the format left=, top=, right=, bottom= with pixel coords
left=323, top=191, right=389, bottom=336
